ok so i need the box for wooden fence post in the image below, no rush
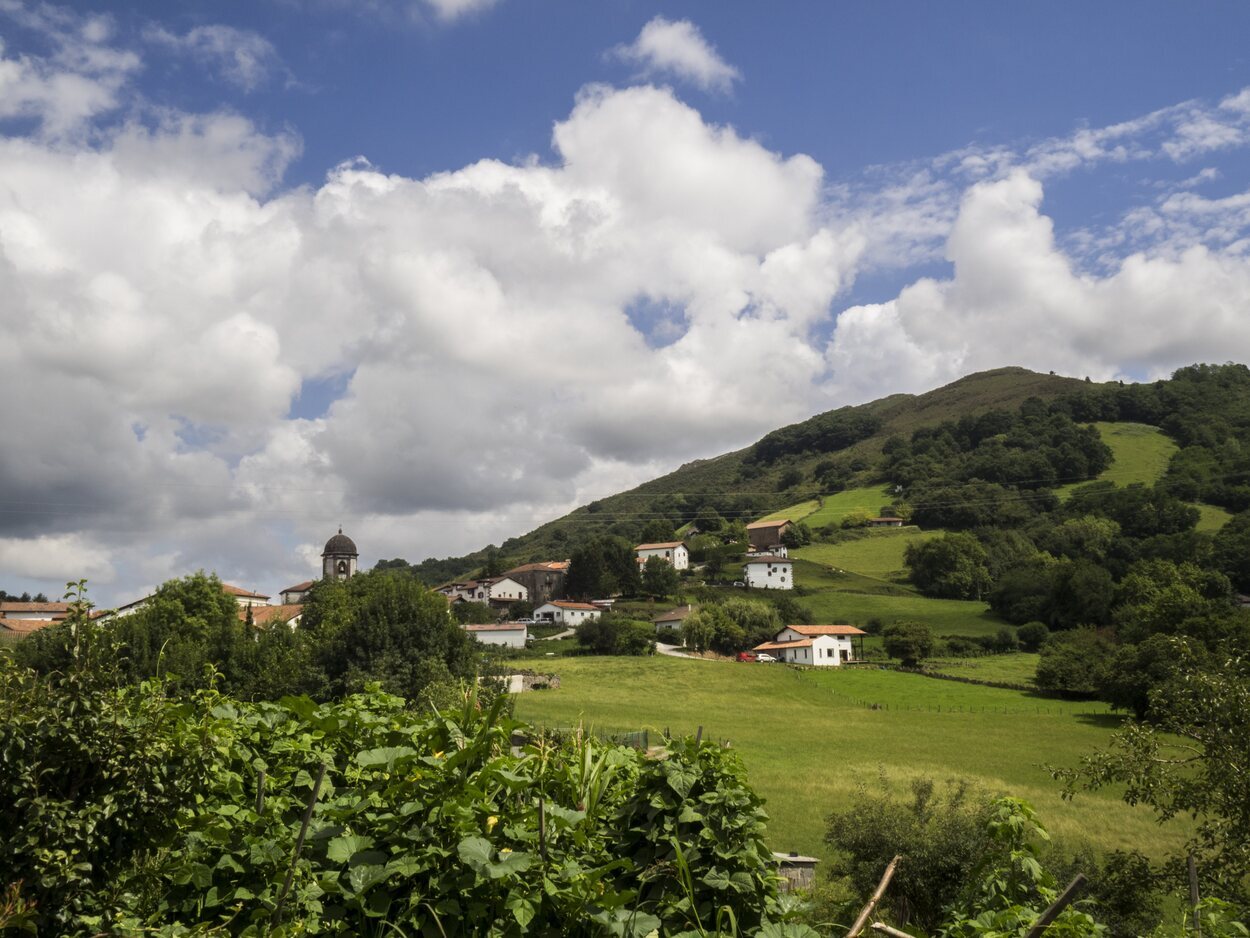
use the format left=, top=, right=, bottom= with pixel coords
left=846, top=854, right=901, bottom=938
left=1023, top=873, right=1087, bottom=938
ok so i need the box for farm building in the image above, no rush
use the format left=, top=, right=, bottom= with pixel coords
left=745, top=519, right=791, bottom=552
left=753, top=624, right=866, bottom=666
left=503, top=560, right=570, bottom=606
left=742, top=555, right=793, bottom=590
left=634, top=541, right=689, bottom=571
left=534, top=600, right=602, bottom=626
left=867, top=516, right=904, bottom=528
left=462, top=622, right=528, bottom=648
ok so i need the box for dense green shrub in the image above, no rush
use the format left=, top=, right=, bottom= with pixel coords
left=0, top=658, right=808, bottom=936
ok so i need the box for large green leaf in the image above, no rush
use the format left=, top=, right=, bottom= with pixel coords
left=326, top=833, right=375, bottom=863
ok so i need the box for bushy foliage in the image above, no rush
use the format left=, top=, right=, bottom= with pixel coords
left=883, top=620, right=934, bottom=667
left=906, top=533, right=993, bottom=600
left=750, top=406, right=882, bottom=464
left=641, top=555, right=681, bottom=598
left=824, top=778, right=997, bottom=931
left=0, top=658, right=805, bottom=936
left=1057, top=652, right=1250, bottom=907
left=1034, top=629, right=1115, bottom=695
left=575, top=614, right=656, bottom=656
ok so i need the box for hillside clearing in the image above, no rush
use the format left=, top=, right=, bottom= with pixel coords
left=512, top=656, right=1186, bottom=862
left=795, top=527, right=937, bottom=582
left=1058, top=421, right=1176, bottom=498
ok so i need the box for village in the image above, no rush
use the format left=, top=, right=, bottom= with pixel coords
left=0, top=518, right=884, bottom=665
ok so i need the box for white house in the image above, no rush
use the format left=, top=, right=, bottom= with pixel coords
left=653, top=604, right=693, bottom=634
left=742, top=555, right=793, bottom=590
left=462, top=622, right=528, bottom=648
left=634, top=541, right=689, bottom=571
left=534, top=600, right=602, bottom=626
left=746, top=546, right=788, bottom=559
left=754, top=624, right=866, bottom=666
left=867, top=517, right=905, bottom=528
left=437, top=576, right=529, bottom=606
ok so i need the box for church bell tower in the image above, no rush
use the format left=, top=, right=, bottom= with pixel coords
left=321, top=527, right=359, bottom=580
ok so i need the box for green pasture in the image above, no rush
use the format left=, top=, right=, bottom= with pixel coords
left=762, top=485, right=898, bottom=529
left=1058, top=422, right=1176, bottom=498
left=512, top=656, right=1185, bottom=863
left=925, top=653, right=1041, bottom=685
left=795, top=528, right=937, bottom=582
left=1193, top=502, right=1232, bottom=532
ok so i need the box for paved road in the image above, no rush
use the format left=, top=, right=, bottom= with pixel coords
left=656, top=642, right=703, bottom=659
left=539, top=628, right=575, bottom=641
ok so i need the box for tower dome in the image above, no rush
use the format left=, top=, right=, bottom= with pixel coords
left=322, top=527, right=358, bottom=580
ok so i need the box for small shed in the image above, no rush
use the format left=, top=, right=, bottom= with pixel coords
left=773, top=852, right=819, bottom=892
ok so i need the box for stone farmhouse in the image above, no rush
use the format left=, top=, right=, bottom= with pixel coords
left=503, top=560, right=569, bottom=606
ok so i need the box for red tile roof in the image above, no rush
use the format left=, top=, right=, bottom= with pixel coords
left=548, top=601, right=600, bottom=611
left=221, top=583, right=270, bottom=600
left=786, top=624, right=866, bottom=637
left=0, top=618, right=56, bottom=634
left=753, top=639, right=812, bottom=651
left=280, top=580, right=315, bottom=594
left=242, top=604, right=304, bottom=627
left=746, top=520, right=790, bottom=529
left=635, top=541, right=685, bottom=551
left=462, top=622, right=529, bottom=632
left=0, top=601, right=70, bottom=615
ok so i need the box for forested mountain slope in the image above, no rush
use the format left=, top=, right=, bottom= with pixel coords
left=389, top=367, right=1094, bottom=580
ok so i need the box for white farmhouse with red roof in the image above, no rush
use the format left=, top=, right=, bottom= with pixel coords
left=753, top=624, right=866, bottom=666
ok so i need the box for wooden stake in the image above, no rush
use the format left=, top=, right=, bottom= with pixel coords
left=695, top=725, right=703, bottom=745
left=1188, top=854, right=1201, bottom=938
left=538, top=797, right=548, bottom=863
left=255, top=769, right=266, bottom=815
left=846, top=854, right=901, bottom=938
left=273, top=763, right=327, bottom=929
left=870, top=923, right=916, bottom=938
left=1023, top=873, right=1087, bottom=938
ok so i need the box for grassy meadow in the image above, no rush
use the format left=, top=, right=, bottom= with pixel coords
left=795, top=528, right=937, bottom=582
left=1057, top=421, right=1176, bottom=497
left=512, top=656, right=1185, bottom=862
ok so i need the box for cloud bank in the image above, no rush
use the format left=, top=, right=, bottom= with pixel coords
left=4, top=4, right=1250, bottom=603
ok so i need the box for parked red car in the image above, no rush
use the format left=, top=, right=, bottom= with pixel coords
left=736, top=651, right=758, bottom=662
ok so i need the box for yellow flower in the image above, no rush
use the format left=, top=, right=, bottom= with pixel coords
left=486, top=815, right=499, bottom=831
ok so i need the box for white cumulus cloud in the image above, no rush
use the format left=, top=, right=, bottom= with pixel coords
left=613, top=16, right=741, bottom=94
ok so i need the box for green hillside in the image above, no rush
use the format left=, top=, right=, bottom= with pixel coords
left=401, top=367, right=1095, bottom=580
left=513, top=655, right=1186, bottom=861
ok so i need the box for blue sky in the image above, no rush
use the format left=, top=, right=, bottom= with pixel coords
left=3, top=0, right=1250, bottom=603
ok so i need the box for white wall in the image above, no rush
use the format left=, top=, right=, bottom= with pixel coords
left=636, top=545, right=689, bottom=570
left=744, top=561, right=792, bottom=589
left=467, top=628, right=527, bottom=648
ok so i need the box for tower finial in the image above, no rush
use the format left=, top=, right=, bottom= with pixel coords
left=338, top=525, right=342, bottom=534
